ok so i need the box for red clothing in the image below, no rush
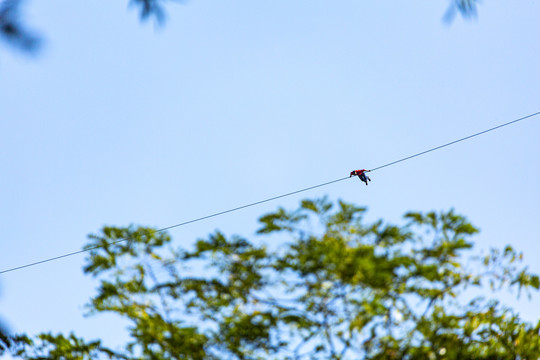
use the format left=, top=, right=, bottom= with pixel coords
left=350, top=169, right=366, bottom=176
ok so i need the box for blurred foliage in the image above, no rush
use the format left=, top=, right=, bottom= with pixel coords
left=0, top=324, right=11, bottom=353
left=129, top=0, right=183, bottom=24
left=0, top=0, right=41, bottom=54
left=0, top=0, right=481, bottom=56
left=443, top=0, right=481, bottom=23
left=4, top=198, right=540, bottom=359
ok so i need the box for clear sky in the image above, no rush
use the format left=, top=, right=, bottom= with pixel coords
left=1, top=0, right=539, bottom=354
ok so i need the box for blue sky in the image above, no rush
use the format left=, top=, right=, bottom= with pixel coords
left=1, top=0, right=539, bottom=353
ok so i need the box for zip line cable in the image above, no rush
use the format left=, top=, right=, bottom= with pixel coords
left=1, top=110, right=538, bottom=275
left=370, top=111, right=540, bottom=172
left=0, top=177, right=350, bottom=275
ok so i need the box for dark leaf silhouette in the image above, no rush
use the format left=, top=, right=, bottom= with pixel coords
left=0, top=0, right=41, bottom=53
left=444, top=0, right=480, bottom=24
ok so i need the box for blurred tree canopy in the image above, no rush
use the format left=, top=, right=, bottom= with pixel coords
left=0, top=0, right=481, bottom=55
left=4, top=198, right=540, bottom=359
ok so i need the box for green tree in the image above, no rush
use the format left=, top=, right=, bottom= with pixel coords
left=5, top=198, right=540, bottom=359
left=1, top=324, right=11, bottom=354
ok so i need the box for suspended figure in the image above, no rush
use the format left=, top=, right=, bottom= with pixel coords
left=350, top=169, right=371, bottom=186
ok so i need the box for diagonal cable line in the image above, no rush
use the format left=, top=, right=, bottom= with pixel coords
left=369, top=111, right=540, bottom=172
left=1, top=110, right=538, bottom=275
left=0, top=238, right=134, bottom=275
left=0, top=177, right=350, bottom=275
left=158, top=177, right=350, bottom=232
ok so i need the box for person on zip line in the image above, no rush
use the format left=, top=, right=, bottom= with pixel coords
left=350, top=169, right=371, bottom=186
